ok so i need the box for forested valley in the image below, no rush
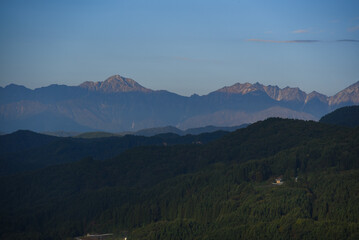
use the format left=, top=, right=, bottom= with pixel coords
left=1, top=116, right=359, bottom=239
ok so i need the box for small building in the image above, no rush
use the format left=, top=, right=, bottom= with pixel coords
left=272, top=177, right=284, bottom=185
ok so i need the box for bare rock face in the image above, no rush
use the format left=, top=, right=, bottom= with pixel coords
left=79, top=75, right=153, bottom=93
left=329, top=81, right=359, bottom=106
left=305, top=91, right=328, bottom=104
left=217, top=82, right=260, bottom=95
left=216, top=82, right=308, bottom=102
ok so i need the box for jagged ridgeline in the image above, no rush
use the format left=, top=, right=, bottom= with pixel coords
left=1, top=118, right=358, bottom=240
left=1, top=75, right=358, bottom=133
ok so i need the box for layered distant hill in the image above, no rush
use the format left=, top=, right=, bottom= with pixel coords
left=1, top=74, right=358, bottom=132
left=0, top=129, right=229, bottom=176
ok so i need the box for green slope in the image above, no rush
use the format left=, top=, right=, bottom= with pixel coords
left=0, top=118, right=358, bottom=239
left=0, top=130, right=228, bottom=176
left=320, top=105, right=359, bottom=127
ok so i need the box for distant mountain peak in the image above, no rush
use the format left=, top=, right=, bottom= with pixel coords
left=4, top=83, right=29, bottom=90
left=304, top=91, right=328, bottom=104
left=329, top=81, right=359, bottom=106
left=216, top=82, right=259, bottom=95
left=216, top=82, right=307, bottom=102
left=79, top=75, right=153, bottom=93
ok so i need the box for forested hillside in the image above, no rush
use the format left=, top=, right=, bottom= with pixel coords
left=320, top=105, right=359, bottom=127
left=0, top=118, right=358, bottom=239
left=0, top=130, right=228, bottom=176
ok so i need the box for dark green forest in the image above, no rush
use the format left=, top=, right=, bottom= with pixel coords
left=1, top=118, right=359, bottom=239
left=320, top=105, right=359, bottom=127
left=0, top=130, right=228, bottom=176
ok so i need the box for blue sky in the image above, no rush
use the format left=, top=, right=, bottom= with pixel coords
left=0, top=0, right=358, bottom=96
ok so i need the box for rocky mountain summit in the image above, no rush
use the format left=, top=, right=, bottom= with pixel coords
left=216, top=81, right=359, bottom=106
left=216, top=82, right=307, bottom=102
left=0, top=75, right=358, bottom=132
left=79, top=75, right=152, bottom=93
left=328, top=81, right=359, bottom=106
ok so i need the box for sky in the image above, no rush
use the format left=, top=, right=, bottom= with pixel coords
left=0, top=0, right=359, bottom=96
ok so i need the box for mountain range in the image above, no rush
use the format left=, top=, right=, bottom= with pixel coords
left=1, top=74, right=358, bottom=132
left=73, top=124, right=248, bottom=138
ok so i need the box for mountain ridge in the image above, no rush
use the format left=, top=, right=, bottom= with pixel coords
left=216, top=82, right=308, bottom=102
left=3, top=76, right=358, bottom=100
left=215, top=81, right=359, bottom=105
left=328, top=81, right=359, bottom=106
left=1, top=75, right=358, bottom=132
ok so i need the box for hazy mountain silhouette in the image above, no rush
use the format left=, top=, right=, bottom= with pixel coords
left=127, top=124, right=249, bottom=137
left=1, top=75, right=358, bottom=132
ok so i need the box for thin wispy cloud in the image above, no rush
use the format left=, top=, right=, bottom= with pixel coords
left=247, top=39, right=319, bottom=43
left=292, top=29, right=309, bottom=34
left=348, top=25, right=359, bottom=32
left=337, top=39, right=359, bottom=43
left=246, top=39, right=359, bottom=44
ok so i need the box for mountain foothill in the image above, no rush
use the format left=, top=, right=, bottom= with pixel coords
left=1, top=74, right=358, bottom=133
